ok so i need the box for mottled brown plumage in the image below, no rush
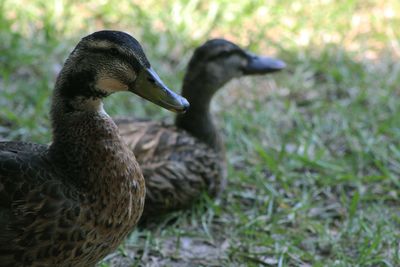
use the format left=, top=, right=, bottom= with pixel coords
left=116, top=39, right=285, bottom=219
left=0, top=30, right=188, bottom=267
left=117, top=119, right=223, bottom=216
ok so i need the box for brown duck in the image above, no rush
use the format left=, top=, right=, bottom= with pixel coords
left=116, top=39, right=285, bottom=220
left=0, top=30, right=188, bottom=267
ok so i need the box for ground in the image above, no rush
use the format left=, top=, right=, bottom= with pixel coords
left=1, top=1, right=399, bottom=266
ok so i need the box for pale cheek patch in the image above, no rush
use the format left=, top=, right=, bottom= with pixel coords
left=96, top=78, right=129, bottom=93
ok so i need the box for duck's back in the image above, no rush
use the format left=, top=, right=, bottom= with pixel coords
left=0, top=142, right=77, bottom=266
left=0, top=142, right=51, bottom=220
left=0, top=142, right=105, bottom=267
left=116, top=118, right=226, bottom=219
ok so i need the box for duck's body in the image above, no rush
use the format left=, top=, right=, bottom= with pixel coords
left=117, top=119, right=224, bottom=216
left=0, top=115, right=143, bottom=267
left=0, top=30, right=188, bottom=266
left=116, top=39, right=285, bottom=219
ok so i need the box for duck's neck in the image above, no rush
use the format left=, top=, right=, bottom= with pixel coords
left=175, top=79, right=223, bottom=152
left=48, top=83, right=144, bottom=225
left=49, top=66, right=119, bottom=154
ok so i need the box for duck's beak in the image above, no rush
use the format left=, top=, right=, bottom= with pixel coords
left=130, top=67, right=189, bottom=113
left=243, top=53, right=286, bottom=75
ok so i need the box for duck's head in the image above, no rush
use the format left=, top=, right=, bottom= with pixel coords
left=56, top=30, right=189, bottom=113
left=182, top=39, right=285, bottom=100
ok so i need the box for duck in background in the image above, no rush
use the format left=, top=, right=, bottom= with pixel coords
left=0, top=30, right=188, bottom=267
left=116, top=39, right=285, bottom=220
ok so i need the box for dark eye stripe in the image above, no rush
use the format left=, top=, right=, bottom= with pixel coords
left=207, top=49, right=247, bottom=61
left=87, top=47, right=120, bottom=56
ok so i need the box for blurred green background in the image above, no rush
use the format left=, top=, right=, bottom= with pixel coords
left=1, top=0, right=400, bottom=266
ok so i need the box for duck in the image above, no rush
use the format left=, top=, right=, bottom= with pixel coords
left=0, top=30, right=189, bottom=267
left=116, top=39, right=285, bottom=220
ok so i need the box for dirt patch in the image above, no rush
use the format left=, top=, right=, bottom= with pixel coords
left=101, top=235, right=230, bottom=267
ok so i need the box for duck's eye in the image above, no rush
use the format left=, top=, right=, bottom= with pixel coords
left=109, top=48, right=119, bottom=56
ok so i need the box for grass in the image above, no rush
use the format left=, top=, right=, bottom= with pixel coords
left=1, top=0, right=400, bottom=266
